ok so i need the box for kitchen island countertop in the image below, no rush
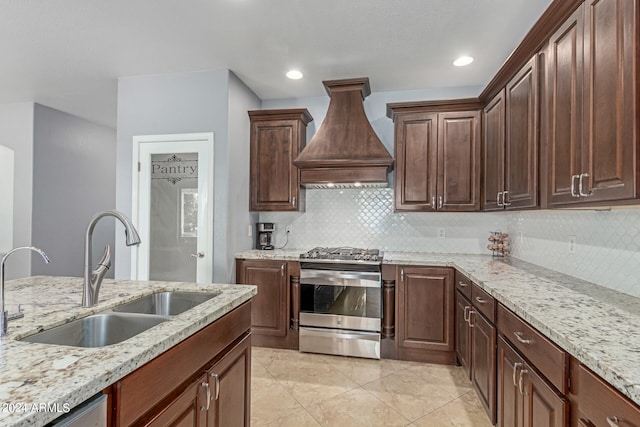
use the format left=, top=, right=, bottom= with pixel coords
left=236, top=249, right=640, bottom=406
left=0, top=276, right=256, bottom=427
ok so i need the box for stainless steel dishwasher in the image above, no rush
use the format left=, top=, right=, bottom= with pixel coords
left=48, top=393, right=107, bottom=427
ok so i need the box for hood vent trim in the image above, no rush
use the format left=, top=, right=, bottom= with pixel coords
left=293, top=77, right=394, bottom=188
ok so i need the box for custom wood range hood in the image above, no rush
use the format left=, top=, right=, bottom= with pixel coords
left=293, top=77, right=394, bottom=188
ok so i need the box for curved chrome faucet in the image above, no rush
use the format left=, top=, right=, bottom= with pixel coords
left=1, top=246, right=50, bottom=336
left=83, top=210, right=141, bottom=307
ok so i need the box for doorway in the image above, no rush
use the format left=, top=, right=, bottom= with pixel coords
left=131, top=133, right=214, bottom=283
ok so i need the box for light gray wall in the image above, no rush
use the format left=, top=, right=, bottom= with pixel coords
left=31, top=104, right=117, bottom=277
left=0, top=102, right=34, bottom=279
left=115, top=70, right=231, bottom=282
left=226, top=73, right=260, bottom=282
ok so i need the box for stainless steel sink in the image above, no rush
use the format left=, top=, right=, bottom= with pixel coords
left=112, top=291, right=218, bottom=316
left=21, top=312, right=169, bottom=347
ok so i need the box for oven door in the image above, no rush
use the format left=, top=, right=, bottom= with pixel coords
left=299, top=268, right=382, bottom=332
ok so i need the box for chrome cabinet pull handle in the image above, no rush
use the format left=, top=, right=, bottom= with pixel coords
left=570, top=174, right=580, bottom=197
left=281, top=264, right=285, bottom=277
left=579, top=173, right=592, bottom=196
left=458, top=281, right=468, bottom=288
left=497, top=192, right=503, bottom=207
left=190, top=251, right=205, bottom=258
left=502, top=191, right=512, bottom=206
left=512, top=362, right=523, bottom=387
left=211, top=373, right=220, bottom=401
left=463, top=306, right=471, bottom=322
left=201, top=382, right=210, bottom=411
left=514, top=331, right=532, bottom=344
left=400, top=268, right=404, bottom=282
left=475, top=296, right=487, bottom=304
left=292, top=196, right=296, bottom=207
left=468, top=310, right=475, bottom=327
left=607, top=416, right=622, bottom=427
left=431, top=196, right=436, bottom=210
left=438, top=196, right=443, bottom=209
left=518, top=368, right=529, bottom=395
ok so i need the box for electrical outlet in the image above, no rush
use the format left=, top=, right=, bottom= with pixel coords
left=568, top=235, right=576, bottom=253
left=285, top=225, right=293, bottom=234
left=247, top=225, right=253, bottom=237
left=437, top=228, right=446, bottom=239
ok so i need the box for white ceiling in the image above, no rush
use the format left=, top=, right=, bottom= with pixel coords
left=0, top=0, right=553, bottom=128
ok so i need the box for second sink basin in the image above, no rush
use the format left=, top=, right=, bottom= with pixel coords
left=21, top=313, right=168, bottom=348
left=112, top=291, right=218, bottom=316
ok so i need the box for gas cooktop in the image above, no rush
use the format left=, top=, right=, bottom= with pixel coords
left=299, top=247, right=383, bottom=263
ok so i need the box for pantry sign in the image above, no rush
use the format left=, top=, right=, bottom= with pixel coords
left=152, top=154, right=198, bottom=185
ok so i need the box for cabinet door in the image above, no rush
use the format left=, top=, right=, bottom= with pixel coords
left=249, top=110, right=310, bottom=212
left=145, top=375, right=207, bottom=427
left=438, top=111, right=481, bottom=211
left=397, top=266, right=454, bottom=352
left=207, top=336, right=251, bottom=427
left=471, top=310, right=497, bottom=425
left=497, top=337, right=525, bottom=427
left=545, top=5, right=585, bottom=207
left=522, top=363, right=568, bottom=427
left=505, top=55, right=539, bottom=209
left=455, top=291, right=472, bottom=379
left=578, top=363, right=640, bottom=427
left=483, top=89, right=506, bottom=211
left=582, top=0, right=637, bottom=202
left=237, top=260, right=288, bottom=337
left=394, top=112, right=438, bottom=211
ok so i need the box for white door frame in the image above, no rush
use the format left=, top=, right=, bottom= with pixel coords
left=131, top=133, right=214, bottom=283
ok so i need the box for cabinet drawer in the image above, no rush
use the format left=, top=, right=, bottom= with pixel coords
left=579, top=364, right=640, bottom=426
left=455, top=271, right=472, bottom=299
left=471, top=283, right=495, bottom=323
left=497, top=304, right=568, bottom=394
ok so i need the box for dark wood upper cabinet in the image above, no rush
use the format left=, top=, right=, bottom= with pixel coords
left=482, top=55, right=539, bottom=211
left=390, top=104, right=481, bottom=212
left=483, top=89, right=506, bottom=211
left=544, top=0, right=637, bottom=207
left=545, top=5, right=585, bottom=206
left=505, top=55, right=539, bottom=209
left=393, top=111, right=438, bottom=211
left=248, top=109, right=312, bottom=212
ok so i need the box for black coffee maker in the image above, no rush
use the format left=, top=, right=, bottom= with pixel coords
left=256, top=223, right=275, bottom=250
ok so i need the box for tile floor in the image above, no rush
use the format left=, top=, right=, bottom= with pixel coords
left=251, top=346, right=493, bottom=427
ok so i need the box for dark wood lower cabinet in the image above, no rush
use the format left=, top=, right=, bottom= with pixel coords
left=522, top=361, right=568, bottom=427
left=113, top=302, right=251, bottom=427
left=397, top=266, right=455, bottom=364
left=575, top=362, right=640, bottom=427
left=145, top=376, right=207, bottom=427
left=497, top=336, right=567, bottom=427
left=143, top=336, right=251, bottom=427
left=455, top=291, right=472, bottom=378
left=471, top=308, right=497, bottom=424
left=206, top=337, right=251, bottom=427
left=235, top=259, right=299, bottom=349
left=498, top=336, right=524, bottom=427
left=455, top=276, right=497, bottom=424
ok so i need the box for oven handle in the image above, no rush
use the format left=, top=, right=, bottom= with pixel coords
left=300, top=269, right=381, bottom=288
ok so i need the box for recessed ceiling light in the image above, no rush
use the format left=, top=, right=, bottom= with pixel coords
left=453, top=56, right=474, bottom=67
left=286, top=70, right=303, bottom=80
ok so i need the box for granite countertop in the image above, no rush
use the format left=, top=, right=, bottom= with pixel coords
left=236, top=249, right=640, bottom=406
left=0, top=276, right=256, bottom=427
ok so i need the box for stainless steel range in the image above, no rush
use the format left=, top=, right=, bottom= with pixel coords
left=298, top=247, right=383, bottom=359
